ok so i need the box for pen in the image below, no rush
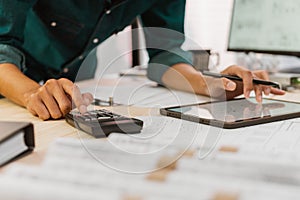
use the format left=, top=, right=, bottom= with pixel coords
left=92, top=97, right=122, bottom=106
left=202, top=71, right=281, bottom=89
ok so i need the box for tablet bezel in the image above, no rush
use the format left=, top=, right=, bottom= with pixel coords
left=160, top=98, right=300, bottom=129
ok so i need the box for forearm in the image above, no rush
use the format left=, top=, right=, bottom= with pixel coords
left=0, top=63, right=40, bottom=106
left=161, top=63, right=209, bottom=96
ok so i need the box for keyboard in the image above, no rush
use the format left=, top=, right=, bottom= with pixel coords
left=65, top=109, right=143, bottom=138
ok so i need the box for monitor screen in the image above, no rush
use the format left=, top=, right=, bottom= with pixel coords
left=228, top=0, right=300, bottom=56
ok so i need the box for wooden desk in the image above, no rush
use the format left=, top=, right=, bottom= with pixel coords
left=0, top=77, right=149, bottom=168
left=0, top=98, right=78, bottom=167
left=1, top=87, right=300, bottom=169
left=0, top=97, right=158, bottom=169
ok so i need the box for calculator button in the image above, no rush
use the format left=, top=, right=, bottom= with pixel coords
left=89, top=111, right=98, bottom=115
left=98, top=116, right=112, bottom=120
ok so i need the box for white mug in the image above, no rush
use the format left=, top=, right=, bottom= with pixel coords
left=190, top=49, right=220, bottom=72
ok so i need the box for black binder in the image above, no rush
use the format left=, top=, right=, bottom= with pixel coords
left=0, top=121, right=35, bottom=167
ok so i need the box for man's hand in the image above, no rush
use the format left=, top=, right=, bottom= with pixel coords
left=24, top=78, right=93, bottom=120
left=219, top=65, right=285, bottom=102
left=0, top=64, right=93, bottom=120
left=161, top=63, right=285, bottom=101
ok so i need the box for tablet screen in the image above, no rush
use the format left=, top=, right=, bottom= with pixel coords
left=167, top=98, right=300, bottom=123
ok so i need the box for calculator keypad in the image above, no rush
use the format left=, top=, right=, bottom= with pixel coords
left=65, top=109, right=143, bottom=138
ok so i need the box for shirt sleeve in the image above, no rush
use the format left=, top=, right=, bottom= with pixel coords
left=140, top=0, right=193, bottom=85
left=0, top=44, right=26, bottom=70
left=0, top=0, right=37, bottom=71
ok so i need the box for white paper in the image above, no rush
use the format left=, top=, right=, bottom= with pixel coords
left=1, top=114, right=300, bottom=199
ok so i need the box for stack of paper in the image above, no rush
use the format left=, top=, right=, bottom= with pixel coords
left=1, top=117, right=300, bottom=199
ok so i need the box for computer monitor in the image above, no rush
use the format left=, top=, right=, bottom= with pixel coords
left=228, top=0, right=300, bottom=57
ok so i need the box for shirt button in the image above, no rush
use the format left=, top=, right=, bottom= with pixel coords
left=93, top=38, right=99, bottom=44
left=50, top=21, right=57, bottom=27
left=78, top=55, right=84, bottom=60
left=105, top=9, right=111, bottom=14
left=63, top=68, right=69, bottom=73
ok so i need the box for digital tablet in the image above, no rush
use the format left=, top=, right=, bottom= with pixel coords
left=160, top=98, right=300, bottom=129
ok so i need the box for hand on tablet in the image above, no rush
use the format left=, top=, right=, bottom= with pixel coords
left=162, top=63, right=285, bottom=102
left=219, top=65, right=285, bottom=102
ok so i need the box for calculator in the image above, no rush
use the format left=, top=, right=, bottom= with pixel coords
left=65, top=109, right=143, bottom=138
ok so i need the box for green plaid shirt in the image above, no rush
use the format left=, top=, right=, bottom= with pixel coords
left=0, top=0, right=192, bottom=83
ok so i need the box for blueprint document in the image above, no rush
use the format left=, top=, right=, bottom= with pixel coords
left=1, top=116, right=300, bottom=199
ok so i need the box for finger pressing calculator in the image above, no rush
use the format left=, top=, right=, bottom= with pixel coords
left=65, top=109, right=143, bottom=138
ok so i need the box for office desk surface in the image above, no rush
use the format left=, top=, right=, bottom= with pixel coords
left=1, top=87, right=300, bottom=169
left=1, top=84, right=300, bottom=199
left=0, top=98, right=78, bottom=167
left=0, top=97, right=158, bottom=169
